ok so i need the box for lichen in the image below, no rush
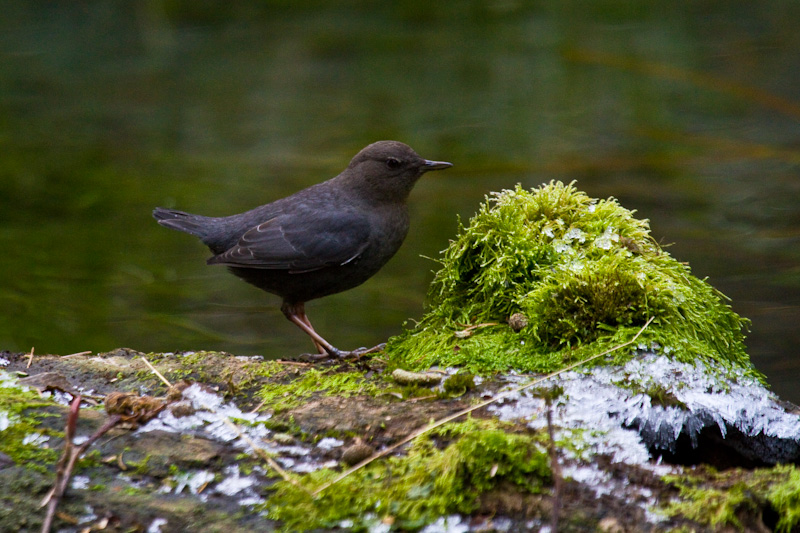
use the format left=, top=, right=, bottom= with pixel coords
left=264, top=418, right=551, bottom=531
left=386, top=181, right=758, bottom=380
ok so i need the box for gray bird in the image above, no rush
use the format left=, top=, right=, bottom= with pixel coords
left=153, top=141, right=452, bottom=357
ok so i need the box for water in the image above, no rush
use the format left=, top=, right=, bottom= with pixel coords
left=1, top=2, right=799, bottom=402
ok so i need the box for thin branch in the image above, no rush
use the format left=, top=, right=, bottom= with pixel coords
left=41, top=390, right=168, bottom=532
left=62, top=351, right=92, bottom=359
left=546, top=397, right=562, bottom=532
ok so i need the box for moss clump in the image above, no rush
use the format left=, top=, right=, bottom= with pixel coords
left=0, top=371, right=60, bottom=471
left=386, top=181, right=756, bottom=378
left=663, top=465, right=800, bottom=532
left=265, top=419, right=550, bottom=530
left=767, top=465, right=800, bottom=533
left=442, top=372, right=476, bottom=396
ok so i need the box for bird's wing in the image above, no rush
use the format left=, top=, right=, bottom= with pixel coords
left=206, top=209, right=371, bottom=273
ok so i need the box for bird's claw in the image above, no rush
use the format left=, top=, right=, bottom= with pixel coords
left=294, top=342, right=386, bottom=362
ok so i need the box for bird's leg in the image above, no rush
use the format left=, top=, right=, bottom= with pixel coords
left=281, top=301, right=342, bottom=358
left=293, top=310, right=326, bottom=354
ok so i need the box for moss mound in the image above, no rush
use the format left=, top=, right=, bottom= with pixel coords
left=386, top=181, right=757, bottom=378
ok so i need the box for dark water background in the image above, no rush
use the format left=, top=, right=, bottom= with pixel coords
left=2, top=2, right=799, bottom=402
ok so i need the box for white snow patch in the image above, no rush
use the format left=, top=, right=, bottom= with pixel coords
left=147, top=517, right=168, bottom=533
left=593, top=226, right=619, bottom=250
left=173, top=470, right=215, bottom=495
left=563, top=227, right=586, bottom=243
left=70, top=475, right=91, bottom=490
left=214, top=465, right=264, bottom=506
left=22, top=432, right=49, bottom=446
left=420, top=514, right=470, bottom=533
left=0, top=411, right=13, bottom=431
left=489, top=353, right=799, bottom=467
left=317, top=437, right=344, bottom=450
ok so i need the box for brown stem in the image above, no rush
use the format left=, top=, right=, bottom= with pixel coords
left=546, top=398, right=562, bottom=532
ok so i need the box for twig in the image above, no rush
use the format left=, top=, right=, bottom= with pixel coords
left=248, top=398, right=268, bottom=414
left=40, top=396, right=130, bottom=533
left=26, top=347, right=34, bottom=369
left=41, top=389, right=169, bottom=532
left=454, top=322, right=499, bottom=339
left=41, top=395, right=80, bottom=532
left=405, top=394, right=438, bottom=403
left=62, top=351, right=92, bottom=359
left=275, top=360, right=312, bottom=367
left=311, top=317, right=654, bottom=497
left=546, top=397, right=562, bottom=532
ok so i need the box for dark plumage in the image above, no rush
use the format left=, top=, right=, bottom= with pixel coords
left=153, top=140, right=452, bottom=357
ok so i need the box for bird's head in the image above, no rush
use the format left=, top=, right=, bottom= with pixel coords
left=342, top=141, right=452, bottom=203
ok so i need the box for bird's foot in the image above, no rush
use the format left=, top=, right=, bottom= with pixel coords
left=294, top=343, right=386, bottom=362
left=350, top=343, right=386, bottom=357
left=333, top=343, right=386, bottom=359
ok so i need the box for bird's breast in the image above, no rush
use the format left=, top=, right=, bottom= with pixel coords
left=360, top=204, right=410, bottom=262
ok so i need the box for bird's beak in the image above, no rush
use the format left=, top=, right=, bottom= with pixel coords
left=422, top=160, right=453, bottom=172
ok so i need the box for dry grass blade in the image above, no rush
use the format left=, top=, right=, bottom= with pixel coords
left=140, top=356, right=172, bottom=387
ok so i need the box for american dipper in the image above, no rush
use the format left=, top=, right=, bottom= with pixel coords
left=153, top=141, right=452, bottom=357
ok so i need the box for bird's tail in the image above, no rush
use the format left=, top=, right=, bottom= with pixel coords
left=152, top=207, right=214, bottom=239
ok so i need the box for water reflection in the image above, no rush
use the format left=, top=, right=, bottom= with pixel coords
left=1, top=2, right=798, bottom=401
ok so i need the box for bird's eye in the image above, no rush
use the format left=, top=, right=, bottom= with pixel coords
left=385, top=157, right=402, bottom=170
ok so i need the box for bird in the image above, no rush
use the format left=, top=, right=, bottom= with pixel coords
left=153, top=140, right=452, bottom=358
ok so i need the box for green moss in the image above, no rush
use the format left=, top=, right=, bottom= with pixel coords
left=265, top=419, right=550, bottom=531
left=767, top=465, right=800, bottom=533
left=643, top=383, right=688, bottom=410
left=441, top=372, right=476, bottom=396
left=386, top=181, right=757, bottom=379
left=664, top=475, right=752, bottom=529
left=0, top=371, right=60, bottom=471
left=124, top=451, right=153, bottom=476
left=138, top=352, right=289, bottom=400
left=662, top=465, right=800, bottom=531
left=257, top=368, right=382, bottom=413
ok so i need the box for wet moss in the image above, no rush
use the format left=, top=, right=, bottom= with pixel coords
left=766, top=465, right=800, bottom=533
left=386, top=181, right=758, bottom=380
left=0, top=466, right=82, bottom=532
left=0, top=371, right=60, bottom=472
left=441, top=372, right=476, bottom=396
left=662, top=465, right=800, bottom=532
left=256, top=367, right=382, bottom=413
left=265, top=419, right=550, bottom=531
left=643, top=382, right=688, bottom=410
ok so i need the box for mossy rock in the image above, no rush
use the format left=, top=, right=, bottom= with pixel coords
left=386, top=181, right=758, bottom=379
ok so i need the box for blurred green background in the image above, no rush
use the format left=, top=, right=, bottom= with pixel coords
left=2, top=1, right=799, bottom=401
